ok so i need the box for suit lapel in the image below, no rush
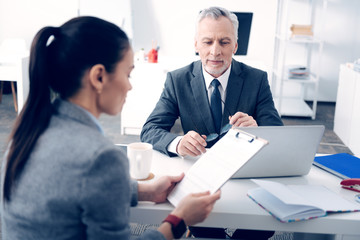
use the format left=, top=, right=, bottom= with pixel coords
left=223, top=60, right=244, bottom=124
left=191, top=61, right=216, bottom=134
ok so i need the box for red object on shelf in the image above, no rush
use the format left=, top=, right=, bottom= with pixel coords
left=148, top=48, right=158, bottom=63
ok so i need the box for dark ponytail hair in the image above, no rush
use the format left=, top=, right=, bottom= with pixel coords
left=3, top=16, right=130, bottom=201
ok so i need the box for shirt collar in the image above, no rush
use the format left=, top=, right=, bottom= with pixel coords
left=202, top=64, right=232, bottom=92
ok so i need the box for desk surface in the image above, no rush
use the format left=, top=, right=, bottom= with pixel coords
left=130, top=150, right=360, bottom=236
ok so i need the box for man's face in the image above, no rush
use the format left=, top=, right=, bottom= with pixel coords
left=195, top=16, right=238, bottom=78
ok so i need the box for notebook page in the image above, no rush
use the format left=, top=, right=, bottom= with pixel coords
left=289, top=185, right=360, bottom=212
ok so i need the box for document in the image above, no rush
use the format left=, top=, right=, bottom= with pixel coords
left=248, top=179, right=360, bottom=223
left=167, top=129, right=268, bottom=206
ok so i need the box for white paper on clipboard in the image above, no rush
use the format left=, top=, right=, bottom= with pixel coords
left=168, top=128, right=269, bottom=206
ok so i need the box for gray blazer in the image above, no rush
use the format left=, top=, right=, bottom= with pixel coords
left=1, top=99, right=165, bottom=240
left=141, top=59, right=283, bottom=156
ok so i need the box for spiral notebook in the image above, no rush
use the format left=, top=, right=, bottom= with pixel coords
left=167, top=128, right=268, bottom=207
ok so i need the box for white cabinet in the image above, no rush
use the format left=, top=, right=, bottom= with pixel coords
left=271, top=0, right=327, bottom=120
left=334, top=65, right=360, bottom=156
left=121, top=56, right=196, bottom=135
left=121, top=62, right=167, bottom=135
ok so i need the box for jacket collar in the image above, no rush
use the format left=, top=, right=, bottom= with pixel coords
left=190, top=59, right=245, bottom=133
left=223, top=60, right=245, bottom=122
left=190, top=61, right=216, bottom=134
left=53, top=98, right=103, bottom=134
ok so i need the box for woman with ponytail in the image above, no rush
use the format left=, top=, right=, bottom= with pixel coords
left=1, top=16, right=220, bottom=240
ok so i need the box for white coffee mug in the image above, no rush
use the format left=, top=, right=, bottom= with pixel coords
left=127, top=142, right=153, bottom=180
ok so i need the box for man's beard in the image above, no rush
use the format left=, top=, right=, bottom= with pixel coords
left=204, top=59, right=229, bottom=77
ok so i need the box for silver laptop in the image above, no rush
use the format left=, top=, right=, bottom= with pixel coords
left=231, top=125, right=325, bottom=178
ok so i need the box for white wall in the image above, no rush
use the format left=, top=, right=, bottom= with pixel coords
left=0, top=0, right=78, bottom=50
left=1, top=0, right=360, bottom=102
left=0, top=0, right=133, bottom=49
left=79, top=0, right=133, bottom=38
left=314, top=0, right=360, bottom=101
left=0, top=0, right=278, bottom=90
left=131, top=0, right=277, bottom=70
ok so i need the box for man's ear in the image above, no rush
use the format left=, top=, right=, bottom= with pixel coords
left=89, top=64, right=106, bottom=94
left=233, top=42, right=238, bottom=55
left=194, top=38, right=199, bottom=53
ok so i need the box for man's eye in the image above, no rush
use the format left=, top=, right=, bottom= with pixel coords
left=221, top=42, right=230, bottom=45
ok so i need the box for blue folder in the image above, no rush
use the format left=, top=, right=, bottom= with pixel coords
left=313, top=153, right=360, bottom=179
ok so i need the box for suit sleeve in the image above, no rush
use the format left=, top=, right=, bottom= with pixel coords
left=140, top=72, right=181, bottom=157
left=254, top=72, right=283, bottom=126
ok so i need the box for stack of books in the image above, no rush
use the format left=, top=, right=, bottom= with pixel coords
left=290, top=24, right=313, bottom=39
left=287, top=65, right=310, bottom=80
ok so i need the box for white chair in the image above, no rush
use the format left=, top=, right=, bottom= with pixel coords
left=0, top=38, right=29, bottom=112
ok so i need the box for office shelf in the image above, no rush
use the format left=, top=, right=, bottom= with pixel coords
left=274, top=97, right=313, bottom=117
left=275, top=34, right=322, bottom=44
left=271, top=0, right=327, bottom=120
left=272, top=70, right=318, bottom=83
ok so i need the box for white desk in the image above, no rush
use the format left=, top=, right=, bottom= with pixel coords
left=0, top=55, right=29, bottom=113
left=130, top=150, right=360, bottom=240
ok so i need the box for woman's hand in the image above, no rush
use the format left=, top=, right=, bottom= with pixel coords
left=137, top=173, right=184, bottom=203
left=138, top=174, right=221, bottom=226
left=171, top=190, right=221, bottom=226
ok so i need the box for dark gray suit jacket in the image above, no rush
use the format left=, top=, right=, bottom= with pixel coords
left=141, top=59, right=283, bottom=156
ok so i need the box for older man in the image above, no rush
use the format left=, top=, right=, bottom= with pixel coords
left=141, top=7, right=282, bottom=158
left=141, top=6, right=281, bottom=239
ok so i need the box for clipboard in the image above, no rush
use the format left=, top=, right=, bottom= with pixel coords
left=167, top=128, right=269, bottom=206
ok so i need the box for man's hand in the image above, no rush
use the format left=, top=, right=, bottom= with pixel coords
left=177, top=130, right=207, bottom=157
left=229, top=112, right=258, bottom=127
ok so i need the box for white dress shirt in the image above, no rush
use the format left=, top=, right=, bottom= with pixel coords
left=167, top=64, right=232, bottom=155
left=203, top=65, right=231, bottom=113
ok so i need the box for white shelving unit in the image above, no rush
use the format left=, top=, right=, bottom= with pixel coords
left=271, top=0, right=327, bottom=120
